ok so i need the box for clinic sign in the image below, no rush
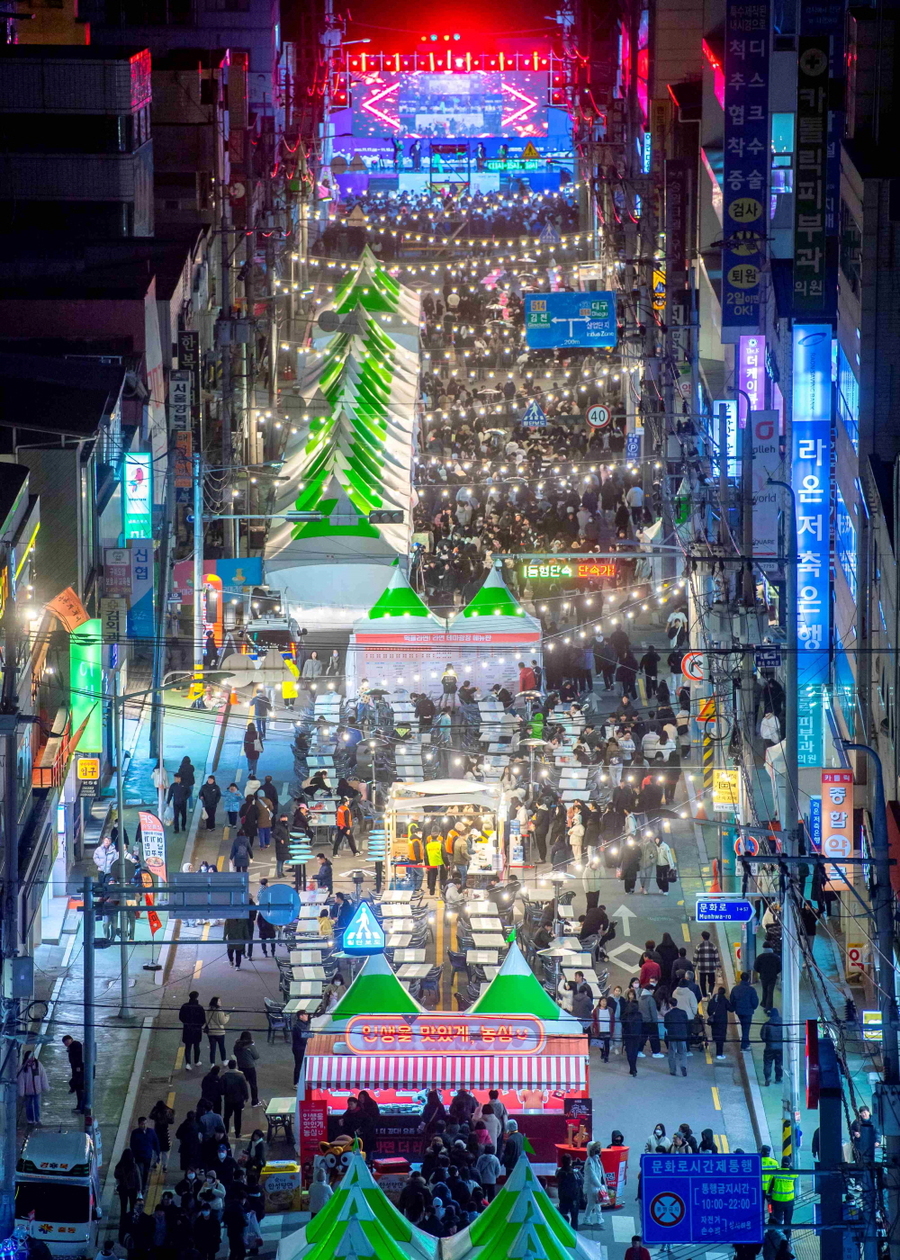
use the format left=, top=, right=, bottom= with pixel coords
left=722, top=0, right=770, bottom=338
left=123, top=453, right=152, bottom=539
left=345, top=1015, right=545, bottom=1056
left=792, top=325, right=832, bottom=692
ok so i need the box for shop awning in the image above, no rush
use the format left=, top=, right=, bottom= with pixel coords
left=305, top=1053, right=587, bottom=1091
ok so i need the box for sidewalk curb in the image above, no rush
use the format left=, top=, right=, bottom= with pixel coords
left=100, top=1016, right=154, bottom=1213
left=155, top=700, right=232, bottom=988
left=691, top=820, right=773, bottom=1150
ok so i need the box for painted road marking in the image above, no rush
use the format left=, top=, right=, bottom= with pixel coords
left=682, top=922, right=691, bottom=942
left=711, top=1086, right=722, bottom=1110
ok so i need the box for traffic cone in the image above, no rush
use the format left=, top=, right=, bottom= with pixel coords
left=708, top=858, right=722, bottom=894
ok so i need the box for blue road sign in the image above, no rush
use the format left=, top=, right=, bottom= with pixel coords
left=524, top=291, right=617, bottom=349
left=641, top=1154, right=763, bottom=1244
left=343, top=901, right=386, bottom=955
left=625, top=430, right=641, bottom=460
left=256, top=883, right=301, bottom=927
left=521, top=400, right=548, bottom=428
left=754, top=647, right=782, bottom=669
left=695, top=897, right=755, bottom=923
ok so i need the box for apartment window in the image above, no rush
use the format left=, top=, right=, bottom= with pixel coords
left=835, top=485, right=858, bottom=602
left=840, top=200, right=861, bottom=298
left=836, top=344, right=860, bottom=452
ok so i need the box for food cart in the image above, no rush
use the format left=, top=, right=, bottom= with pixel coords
left=297, top=944, right=589, bottom=1165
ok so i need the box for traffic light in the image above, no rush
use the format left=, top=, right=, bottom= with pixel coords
left=368, top=509, right=404, bottom=524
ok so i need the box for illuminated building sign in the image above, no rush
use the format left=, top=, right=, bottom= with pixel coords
left=70, top=619, right=102, bottom=754
left=791, top=324, right=831, bottom=691
left=521, top=560, right=617, bottom=582
left=738, top=335, right=765, bottom=413
left=484, top=158, right=544, bottom=171
left=342, top=901, right=386, bottom=955
left=346, top=1014, right=545, bottom=1055
left=123, top=452, right=152, bottom=539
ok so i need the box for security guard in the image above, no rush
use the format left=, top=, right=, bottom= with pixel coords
left=425, top=832, right=445, bottom=897
left=407, top=827, right=424, bottom=894
left=769, top=1158, right=797, bottom=1228
left=760, top=1145, right=780, bottom=1200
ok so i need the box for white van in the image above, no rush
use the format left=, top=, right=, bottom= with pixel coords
left=15, top=1131, right=101, bottom=1258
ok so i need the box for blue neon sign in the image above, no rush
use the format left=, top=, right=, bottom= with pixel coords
left=792, top=324, right=832, bottom=691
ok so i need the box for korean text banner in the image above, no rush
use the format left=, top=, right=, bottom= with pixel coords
left=793, top=36, right=832, bottom=314
left=722, top=0, right=770, bottom=339
left=792, top=324, right=832, bottom=690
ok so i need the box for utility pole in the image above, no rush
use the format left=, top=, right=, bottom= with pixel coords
left=0, top=558, right=21, bottom=1239
left=769, top=477, right=800, bottom=1153
left=111, top=670, right=131, bottom=1022
left=841, top=742, right=900, bottom=1260
left=193, top=451, right=204, bottom=683
left=82, top=876, right=95, bottom=1136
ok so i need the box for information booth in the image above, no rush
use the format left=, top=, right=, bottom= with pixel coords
left=298, top=945, right=589, bottom=1165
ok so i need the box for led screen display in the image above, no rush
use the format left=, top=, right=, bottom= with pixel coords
left=350, top=70, right=548, bottom=137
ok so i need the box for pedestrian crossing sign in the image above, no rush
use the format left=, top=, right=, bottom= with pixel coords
left=521, top=400, right=548, bottom=428
left=343, top=901, right=386, bottom=955
left=521, top=141, right=540, bottom=161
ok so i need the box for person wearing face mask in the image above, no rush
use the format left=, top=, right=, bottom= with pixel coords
left=175, top=1167, right=203, bottom=1201
left=645, top=1122, right=667, bottom=1151
left=197, top=1171, right=226, bottom=1218
left=214, top=1143, right=238, bottom=1185
left=193, top=1200, right=222, bottom=1260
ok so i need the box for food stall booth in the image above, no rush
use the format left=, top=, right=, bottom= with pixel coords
left=386, top=780, right=508, bottom=885
left=297, top=944, right=590, bottom=1167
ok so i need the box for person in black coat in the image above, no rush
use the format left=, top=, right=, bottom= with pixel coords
left=706, top=987, right=732, bottom=1058
left=199, top=777, right=222, bottom=831
left=175, top=1111, right=203, bottom=1171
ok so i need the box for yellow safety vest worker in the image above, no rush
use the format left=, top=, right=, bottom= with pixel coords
left=425, top=838, right=444, bottom=867
left=770, top=1170, right=796, bottom=1202
left=761, top=1156, right=779, bottom=1196
left=408, top=835, right=423, bottom=863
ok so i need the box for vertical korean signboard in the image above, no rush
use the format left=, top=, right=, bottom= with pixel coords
left=127, top=539, right=155, bottom=642
left=70, top=619, right=103, bottom=755
left=123, top=452, right=153, bottom=540
left=722, top=0, right=770, bottom=340
left=168, top=368, right=192, bottom=431
left=793, top=324, right=831, bottom=766
left=821, top=769, right=853, bottom=889
left=793, top=37, right=831, bottom=314
left=792, top=324, right=831, bottom=696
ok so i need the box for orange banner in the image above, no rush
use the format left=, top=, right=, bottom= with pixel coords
left=46, top=586, right=90, bottom=633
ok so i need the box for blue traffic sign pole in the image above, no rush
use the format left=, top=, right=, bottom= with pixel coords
left=695, top=897, right=755, bottom=923
left=641, top=1154, right=763, bottom=1245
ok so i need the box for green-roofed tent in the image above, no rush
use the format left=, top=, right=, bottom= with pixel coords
left=441, top=1156, right=603, bottom=1260
left=319, top=953, right=428, bottom=1031
left=446, top=567, right=543, bottom=637
left=276, top=1153, right=438, bottom=1260
left=470, top=941, right=583, bottom=1034
left=352, top=567, right=447, bottom=631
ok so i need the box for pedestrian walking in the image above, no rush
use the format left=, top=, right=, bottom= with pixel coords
left=754, top=943, right=782, bottom=1009
left=760, top=1007, right=784, bottom=1085
left=654, top=834, right=676, bottom=893
left=224, top=783, right=243, bottom=827
left=243, top=723, right=262, bottom=775
left=199, top=777, right=222, bottom=831
left=261, top=775, right=279, bottom=810
left=166, top=774, right=190, bottom=833
left=193, top=1204, right=221, bottom=1260
left=129, top=1116, right=161, bottom=1193
left=62, top=1034, right=85, bottom=1113
left=219, top=1060, right=250, bottom=1139
left=638, top=986, right=664, bottom=1058
left=17, top=1051, right=49, bottom=1125
left=178, top=756, right=196, bottom=804
left=229, top=831, right=252, bottom=873
left=233, top=1032, right=260, bottom=1107
left=692, top=930, right=721, bottom=997
left=93, top=834, right=118, bottom=877
left=149, top=1098, right=174, bottom=1171
left=706, top=986, right=732, bottom=1058
left=114, top=1150, right=142, bottom=1239
left=205, top=996, right=229, bottom=1063
left=251, top=690, right=271, bottom=739
left=730, top=971, right=760, bottom=1049
left=273, top=813, right=290, bottom=878
left=332, top=797, right=357, bottom=856
left=292, top=1014, right=311, bottom=1087
left=556, top=1154, right=583, bottom=1229
left=224, top=917, right=251, bottom=968
left=621, top=992, right=643, bottom=1075
left=178, top=990, right=205, bottom=1070
left=768, top=1159, right=796, bottom=1228
left=664, top=1004, right=689, bottom=1076
left=175, top=1111, right=203, bottom=1171
left=200, top=1066, right=223, bottom=1115
left=255, top=793, right=273, bottom=848
left=256, top=903, right=277, bottom=957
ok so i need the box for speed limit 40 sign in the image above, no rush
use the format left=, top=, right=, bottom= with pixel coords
left=586, top=404, right=611, bottom=428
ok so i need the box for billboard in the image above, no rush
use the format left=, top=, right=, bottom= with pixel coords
left=524, top=292, right=617, bottom=349
left=351, top=70, right=548, bottom=137
left=123, top=452, right=152, bottom=539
